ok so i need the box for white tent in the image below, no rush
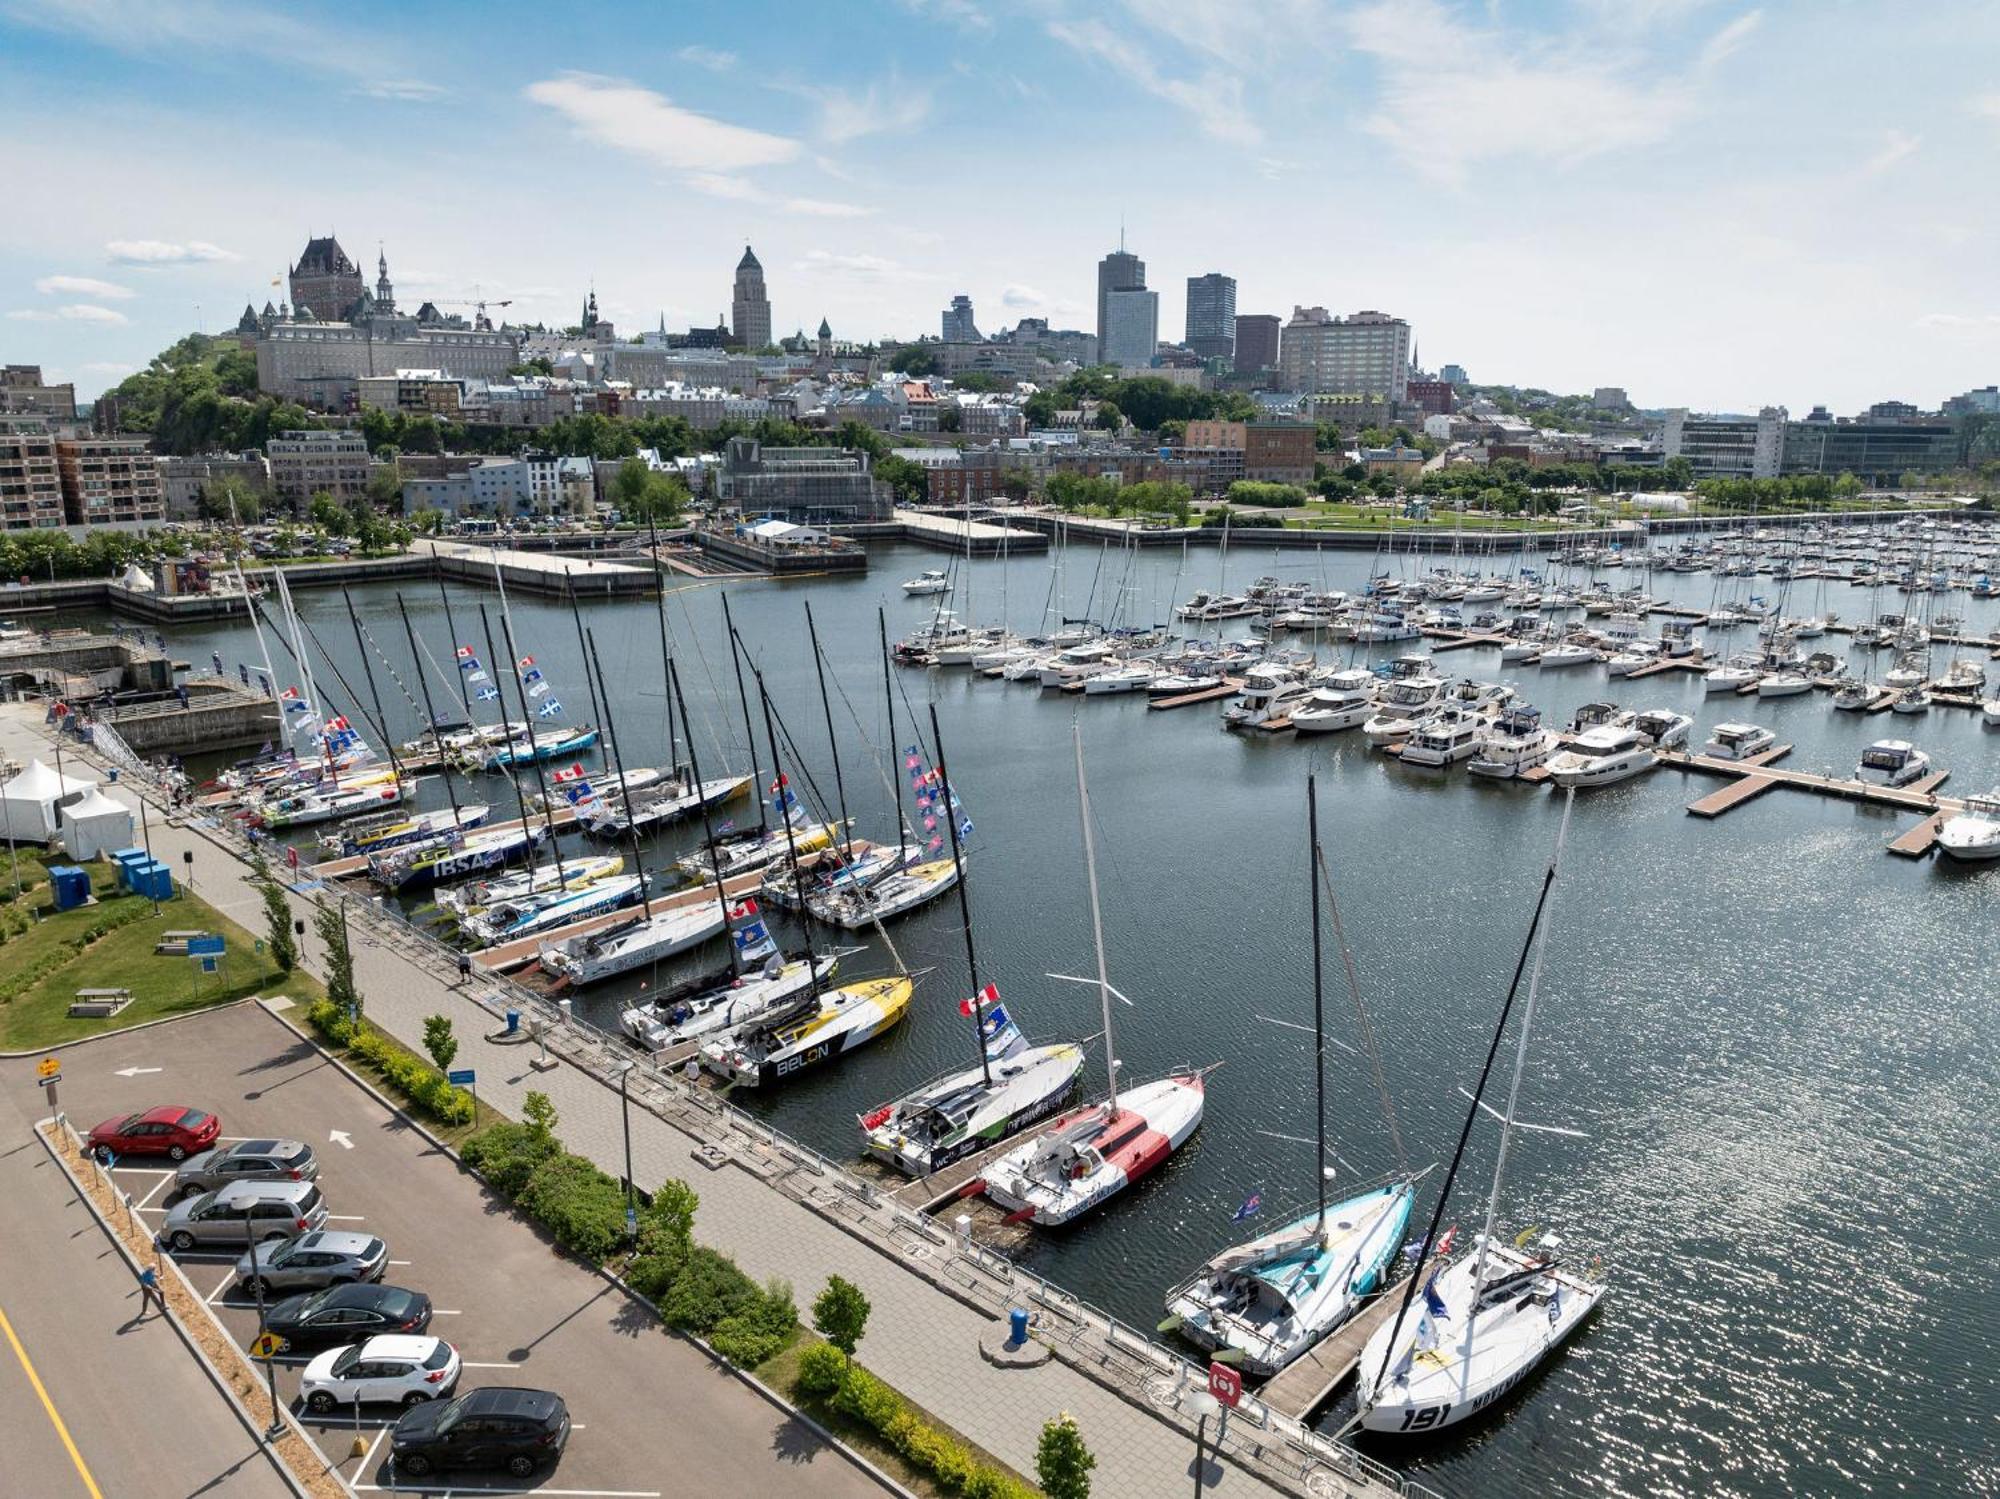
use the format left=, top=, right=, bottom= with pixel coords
left=0, top=758, right=97, bottom=843
left=60, top=787, right=134, bottom=862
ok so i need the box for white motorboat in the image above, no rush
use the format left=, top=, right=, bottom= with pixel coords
left=1604, top=642, right=1660, bottom=677
left=1443, top=679, right=1515, bottom=714
left=700, top=976, right=912, bottom=1087
left=1038, top=642, right=1117, bottom=688
left=1223, top=668, right=1312, bottom=730
left=1855, top=740, right=1932, bottom=789
left=1937, top=791, right=2000, bottom=862
left=1755, top=670, right=1813, bottom=698
left=537, top=900, right=730, bottom=985
left=1081, top=661, right=1158, bottom=696
left=1398, top=708, right=1485, bottom=767
left=1468, top=706, right=1556, bottom=781
left=1547, top=726, right=1657, bottom=788
left=1360, top=674, right=1448, bottom=742
left=1983, top=699, right=2000, bottom=727
left=1628, top=709, right=1692, bottom=750
left=1290, top=671, right=1376, bottom=735
left=1702, top=722, right=1776, bottom=761
left=1535, top=641, right=1600, bottom=668
left=901, top=569, right=952, bottom=596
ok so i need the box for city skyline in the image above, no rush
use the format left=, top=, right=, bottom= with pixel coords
left=3, top=0, right=1997, bottom=409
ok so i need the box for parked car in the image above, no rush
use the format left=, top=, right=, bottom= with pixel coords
left=236, top=1230, right=387, bottom=1296
left=390, top=1387, right=571, bottom=1480
left=263, top=1283, right=432, bottom=1352
left=174, top=1138, right=318, bottom=1198
left=86, top=1105, right=219, bottom=1162
left=161, top=1179, right=327, bottom=1251
left=301, top=1335, right=460, bottom=1412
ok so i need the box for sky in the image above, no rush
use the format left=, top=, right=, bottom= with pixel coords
left=2, top=0, right=1997, bottom=411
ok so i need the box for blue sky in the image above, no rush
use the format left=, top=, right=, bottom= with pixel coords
left=3, top=0, right=1996, bottom=410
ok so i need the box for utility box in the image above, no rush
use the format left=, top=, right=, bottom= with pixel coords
left=129, top=860, right=175, bottom=903
left=48, top=864, right=91, bottom=911
left=111, top=848, right=150, bottom=889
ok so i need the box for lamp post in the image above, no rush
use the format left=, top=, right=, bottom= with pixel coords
left=1186, top=1389, right=1220, bottom=1497
left=617, top=1061, right=637, bottom=1242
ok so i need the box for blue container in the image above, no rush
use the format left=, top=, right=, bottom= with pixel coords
left=504, top=1009, right=520, bottom=1035
left=1007, top=1308, right=1029, bottom=1347
left=111, top=849, right=149, bottom=889
left=131, top=861, right=175, bottom=903
left=49, top=865, right=90, bottom=911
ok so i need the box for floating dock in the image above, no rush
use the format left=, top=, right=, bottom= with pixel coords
left=1148, top=677, right=1243, bottom=710
left=1260, top=1286, right=1417, bottom=1422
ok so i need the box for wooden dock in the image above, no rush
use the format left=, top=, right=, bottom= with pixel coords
left=1148, top=677, right=1242, bottom=711
left=470, top=868, right=766, bottom=973
left=310, top=803, right=585, bottom=879
left=1623, top=652, right=1707, bottom=679
left=1261, top=1287, right=1415, bottom=1422
left=1888, top=813, right=1949, bottom=858
left=1687, top=773, right=1782, bottom=818
left=1659, top=749, right=1962, bottom=845
left=889, top=1131, right=1046, bottom=1213
left=1423, top=631, right=1509, bottom=653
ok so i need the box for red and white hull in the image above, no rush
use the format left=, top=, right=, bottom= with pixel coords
left=981, top=1074, right=1204, bottom=1227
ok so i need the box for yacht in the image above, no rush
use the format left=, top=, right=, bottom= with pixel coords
left=1628, top=709, right=1693, bottom=750
left=901, top=569, right=952, bottom=596
left=670, top=817, right=837, bottom=882
left=1937, top=792, right=2000, bottom=862
left=1890, top=686, right=1931, bottom=716
left=621, top=952, right=837, bottom=1052
left=982, top=1075, right=1206, bottom=1227
left=1290, top=671, right=1376, bottom=734
left=316, top=803, right=490, bottom=857
left=1831, top=678, right=1880, bottom=712
left=1755, top=669, right=1813, bottom=698
left=1984, top=699, right=2000, bottom=728
left=1535, top=640, right=1600, bottom=668
left=1468, top=706, right=1556, bottom=781
left=1702, top=722, right=1776, bottom=762
left=809, top=858, right=960, bottom=929
left=1547, top=725, right=1657, bottom=788
left=1361, top=672, right=1448, bottom=743
left=1604, top=641, right=1660, bottom=677
left=861, top=1037, right=1088, bottom=1176
left=1937, top=658, right=1988, bottom=695
left=699, top=976, right=913, bottom=1087
left=1704, top=656, right=1762, bottom=693
left=537, top=900, right=730, bottom=985
left=1081, top=661, right=1158, bottom=696
left=1037, top=642, right=1118, bottom=689
left=459, top=872, right=649, bottom=946
left=1398, top=708, right=1485, bottom=767
left=1855, top=740, right=1932, bottom=789
left=436, top=853, right=623, bottom=919
left=1444, top=679, right=1515, bottom=714
left=1223, top=667, right=1312, bottom=730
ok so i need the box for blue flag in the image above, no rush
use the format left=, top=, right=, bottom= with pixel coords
left=475, top=686, right=501, bottom=701
left=1232, top=1192, right=1261, bottom=1222
left=1423, top=1272, right=1449, bottom=1321
left=536, top=699, right=563, bottom=718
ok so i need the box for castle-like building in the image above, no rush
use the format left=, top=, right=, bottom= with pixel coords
left=731, top=245, right=771, bottom=351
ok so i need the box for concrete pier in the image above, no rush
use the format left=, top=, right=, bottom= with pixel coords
left=421, top=538, right=657, bottom=598
left=890, top=507, right=1049, bottom=557
left=100, top=679, right=281, bottom=756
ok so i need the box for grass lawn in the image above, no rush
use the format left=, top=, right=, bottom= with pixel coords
left=0, top=852, right=324, bottom=1052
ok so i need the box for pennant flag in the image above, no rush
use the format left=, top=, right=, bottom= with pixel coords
left=466, top=669, right=489, bottom=684
left=957, top=981, right=1000, bottom=1016
left=958, top=818, right=974, bottom=839
left=552, top=763, right=586, bottom=783
left=536, top=699, right=564, bottom=718
left=456, top=646, right=474, bottom=660
left=458, top=653, right=481, bottom=673
left=285, top=845, right=299, bottom=869
left=1232, top=1192, right=1262, bottom=1223
left=523, top=666, right=545, bottom=685
left=927, top=836, right=943, bottom=852
left=476, top=686, right=501, bottom=701
left=923, top=815, right=937, bottom=832
left=905, top=754, right=921, bottom=771
left=1422, top=1272, right=1450, bottom=1321
left=1436, top=1225, right=1458, bottom=1256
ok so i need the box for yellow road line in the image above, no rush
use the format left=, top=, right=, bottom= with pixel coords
left=0, top=1303, right=105, bottom=1499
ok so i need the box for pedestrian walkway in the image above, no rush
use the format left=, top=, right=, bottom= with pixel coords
left=14, top=707, right=1424, bottom=1499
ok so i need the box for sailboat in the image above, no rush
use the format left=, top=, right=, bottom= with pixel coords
left=1355, top=792, right=1605, bottom=1435
left=859, top=704, right=1085, bottom=1176
left=1161, top=775, right=1417, bottom=1377
left=619, top=898, right=840, bottom=1053
left=979, top=726, right=1206, bottom=1227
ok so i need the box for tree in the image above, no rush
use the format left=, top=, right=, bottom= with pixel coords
left=409, top=506, right=443, bottom=535
left=811, top=1275, right=871, bottom=1355
left=251, top=858, right=296, bottom=973
left=422, top=1015, right=458, bottom=1073
left=1037, top=1412, right=1095, bottom=1499
left=1022, top=388, right=1060, bottom=428
left=611, top=459, right=687, bottom=524
left=523, top=1090, right=559, bottom=1141
left=937, top=404, right=962, bottom=433
left=315, top=903, right=359, bottom=1017
left=197, top=474, right=262, bottom=524
left=1093, top=402, right=1123, bottom=432
left=308, top=492, right=348, bottom=535
left=1832, top=472, right=1864, bottom=501
left=875, top=454, right=929, bottom=508
left=366, top=461, right=405, bottom=510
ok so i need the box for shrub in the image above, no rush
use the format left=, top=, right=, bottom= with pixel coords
left=518, top=1151, right=627, bottom=1263
left=812, top=1274, right=871, bottom=1355
left=796, top=1343, right=848, bottom=1399
left=461, top=1121, right=563, bottom=1199
left=523, top=1090, right=558, bottom=1139
left=421, top=1014, right=457, bottom=1073
left=709, top=1278, right=797, bottom=1367
left=659, top=1245, right=761, bottom=1334
left=1038, top=1412, right=1096, bottom=1499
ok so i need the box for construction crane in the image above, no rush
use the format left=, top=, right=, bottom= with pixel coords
left=413, top=296, right=513, bottom=328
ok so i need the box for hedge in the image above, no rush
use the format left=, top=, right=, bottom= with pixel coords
left=303, top=998, right=475, bottom=1126
left=517, top=1152, right=628, bottom=1263
left=805, top=1347, right=1035, bottom=1499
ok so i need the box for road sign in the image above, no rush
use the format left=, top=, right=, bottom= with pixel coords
left=36, top=1056, right=60, bottom=1085
left=187, top=934, right=226, bottom=957
left=1207, top=1361, right=1242, bottom=1409
left=447, top=1069, right=476, bottom=1086
left=250, top=1331, right=286, bottom=1359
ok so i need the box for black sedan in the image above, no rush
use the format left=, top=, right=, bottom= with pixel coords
left=260, top=1282, right=432, bottom=1352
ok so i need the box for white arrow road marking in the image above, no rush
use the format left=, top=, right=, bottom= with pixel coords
left=113, top=1066, right=163, bottom=1077
left=328, top=1129, right=353, bottom=1149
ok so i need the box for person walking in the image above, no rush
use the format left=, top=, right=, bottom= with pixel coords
left=137, top=1263, right=166, bottom=1318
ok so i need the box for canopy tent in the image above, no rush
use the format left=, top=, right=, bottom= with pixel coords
left=0, top=758, right=97, bottom=843
left=60, top=787, right=134, bottom=862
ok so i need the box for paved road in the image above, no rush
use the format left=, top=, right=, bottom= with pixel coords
left=0, top=1075, right=294, bottom=1499
left=10, top=1000, right=888, bottom=1499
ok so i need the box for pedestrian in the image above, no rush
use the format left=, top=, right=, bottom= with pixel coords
left=457, top=952, right=472, bottom=986
left=138, top=1263, right=166, bottom=1318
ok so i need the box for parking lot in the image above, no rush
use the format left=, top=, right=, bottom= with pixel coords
left=29, top=999, right=886, bottom=1498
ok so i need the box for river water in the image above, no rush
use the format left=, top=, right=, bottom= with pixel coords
left=148, top=534, right=1998, bottom=1499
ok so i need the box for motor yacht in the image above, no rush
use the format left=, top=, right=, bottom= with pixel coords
left=1547, top=725, right=1657, bottom=788
left=1468, top=705, right=1557, bottom=780
left=901, top=569, right=952, bottom=596
left=1360, top=673, right=1448, bottom=742
left=1855, top=739, right=1932, bottom=788
left=1290, top=671, right=1376, bottom=734
left=1397, top=708, right=1485, bottom=767
left=1702, top=722, right=1776, bottom=761
left=1223, top=666, right=1311, bottom=730
left=1037, top=642, right=1118, bottom=689
left=1628, top=709, right=1692, bottom=750
left=1081, top=661, right=1158, bottom=695
left=1937, top=791, right=2000, bottom=862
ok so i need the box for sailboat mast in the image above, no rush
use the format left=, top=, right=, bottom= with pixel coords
left=753, top=669, right=822, bottom=999
left=805, top=602, right=857, bottom=870
left=583, top=629, right=652, bottom=921
left=1073, top=725, right=1118, bottom=1112
left=562, top=571, right=610, bottom=759
left=928, top=703, right=990, bottom=1087
left=646, top=517, right=680, bottom=787
left=719, top=594, right=767, bottom=836
left=879, top=608, right=908, bottom=870
left=340, top=586, right=406, bottom=789
left=227, top=498, right=280, bottom=718
left=485, top=606, right=565, bottom=883
left=1308, top=773, right=1328, bottom=1241
left=667, top=657, right=735, bottom=943
left=396, top=596, right=462, bottom=826
left=433, top=574, right=473, bottom=722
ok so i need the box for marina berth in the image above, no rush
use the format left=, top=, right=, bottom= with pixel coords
left=1468, top=705, right=1556, bottom=780
left=1702, top=722, right=1777, bottom=762
left=1546, top=725, right=1658, bottom=788
left=1936, top=791, right=2000, bottom=862
left=1855, top=739, right=1933, bottom=789
left=697, top=975, right=913, bottom=1087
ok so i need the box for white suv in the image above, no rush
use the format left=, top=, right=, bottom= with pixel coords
left=300, top=1335, right=461, bottom=1411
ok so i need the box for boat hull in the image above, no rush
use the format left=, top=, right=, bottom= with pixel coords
left=982, top=1075, right=1205, bottom=1227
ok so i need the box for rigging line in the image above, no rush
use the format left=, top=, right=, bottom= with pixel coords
left=1316, top=841, right=1408, bottom=1177
left=666, top=576, right=734, bottom=772
left=410, top=626, right=469, bottom=723
left=351, top=609, right=426, bottom=724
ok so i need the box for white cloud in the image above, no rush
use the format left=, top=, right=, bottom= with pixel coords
left=524, top=73, right=799, bottom=171
left=35, top=274, right=134, bottom=299
left=675, top=45, right=736, bottom=72
left=1001, top=284, right=1048, bottom=308
left=2, top=0, right=390, bottom=84
left=105, top=238, right=239, bottom=264
left=687, top=172, right=764, bottom=202
left=899, top=0, right=994, bottom=32
left=1860, top=129, right=1920, bottom=177
left=1045, top=17, right=1261, bottom=146
left=1916, top=312, right=2000, bottom=330
left=686, top=173, right=871, bottom=217
left=1972, top=92, right=2000, bottom=122
left=361, top=79, right=446, bottom=101
left=787, top=75, right=932, bottom=145
left=784, top=197, right=872, bottom=218
left=82, top=361, right=137, bottom=374
left=794, top=251, right=912, bottom=280
left=1697, top=10, right=1763, bottom=70
left=8, top=303, right=129, bottom=324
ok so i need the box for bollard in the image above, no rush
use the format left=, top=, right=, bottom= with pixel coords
left=1007, top=1307, right=1029, bottom=1349
left=955, top=1212, right=973, bottom=1243
left=558, top=997, right=574, bottom=1027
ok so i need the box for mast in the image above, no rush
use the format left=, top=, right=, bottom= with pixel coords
left=396, top=596, right=462, bottom=826
left=484, top=605, right=565, bottom=884
left=667, top=657, right=736, bottom=950
left=805, top=601, right=857, bottom=870
left=340, top=585, right=405, bottom=792
left=879, top=608, right=907, bottom=871
left=1308, top=772, right=1328, bottom=1242
left=646, top=516, right=681, bottom=791
left=929, top=702, right=990, bottom=1087
left=433, top=573, right=473, bottom=722
left=753, top=669, right=822, bottom=998
left=719, top=594, right=766, bottom=836
left=563, top=571, right=610, bottom=766
left=227, top=496, right=281, bottom=719
left=1072, top=724, right=1118, bottom=1113
left=583, top=628, right=652, bottom=921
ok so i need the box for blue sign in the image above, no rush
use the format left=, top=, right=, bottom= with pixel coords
left=447, top=1069, right=476, bottom=1086
left=199, top=956, right=218, bottom=974
left=187, top=934, right=226, bottom=957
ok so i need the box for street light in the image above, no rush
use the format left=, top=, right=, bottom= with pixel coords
left=1186, top=1389, right=1221, bottom=1498
left=617, top=1060, right=637, bottom=1242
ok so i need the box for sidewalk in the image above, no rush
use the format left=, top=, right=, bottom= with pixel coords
left=14, top=707, right=1372, bottom=1499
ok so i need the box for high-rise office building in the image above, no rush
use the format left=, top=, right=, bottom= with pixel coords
left=1096, top=245, right=1145, bottom=363
left=731, top=245, right=772, bottom=350
left=941, top=294, right=981, bottom=342
left=1184, top=273, right=1236, bottom=361
left=1102, top=288, right=1159, bottom=369
left=1232, top=314, right=1280, bottom=375
left=1278, top=308, right=1411, bottom=400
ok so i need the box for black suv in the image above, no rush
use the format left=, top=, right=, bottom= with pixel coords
left=390, top=1386, right=570, bottom=1479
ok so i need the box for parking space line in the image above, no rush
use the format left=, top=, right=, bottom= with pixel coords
left=386, top=1260, right=412, bottom=1266
left=133, top=1175, right=175, bottom=1209
left=430, top=1309, right=461, bottom=1316
left=356, top=1427, right=387, bottom=1474
left=205, top=1267, right=238, bottom=1304
left=106, top=1165, right=174, bottom=1176
left=460, top=1361, right=521, bottom=1369
left=352, top=1487, right=653, bottom=1497
left=328, top=1215, right=368, bottom=1222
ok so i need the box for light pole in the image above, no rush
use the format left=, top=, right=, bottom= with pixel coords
left=246, top=1222, right=286, bottom=1440
left=1186, top=1389, right=1220, bottom=1497
left=618, top=1061, right=637, bottom=1242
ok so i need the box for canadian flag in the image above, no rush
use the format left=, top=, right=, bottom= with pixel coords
left=768, top=773, right=789, bottom=793
left=958, top=982, right=1000, bottom=1017
left=325, top=715, right=350, bottom=732
left=455, top=646, right=473, bottom=660
left=729, top=899, right=760, bottom=920
left=552, top=763, right=585, bottom=783
left=516, top=654, right=535, bottom=670
left=1435, top=1225, right=1459, bottom=1257
left=280, top=686, right=299, bottom=701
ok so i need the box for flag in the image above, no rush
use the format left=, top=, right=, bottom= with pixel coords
left=1547, top=1287, right=1562, bottom=1326
left=552, top=763, right=586, bottom=783
left=927, top=836, right=943, bottom=852
left=211, top=650, right=223, bottom=672
left=522, top=666, right=545, bottom=685
left=1422, top=1271, right=1449, bottom=1321
left=563, top=780, right=595, bottom=805
left=923, top=815, right=937, bottom=832
left=1512, top=1224, right=1540, bottom=1250
left=957, top=982, right=999, bottom=1016
left=280, top=686, right=299, bottom=702
left=536, top=699, right=563, bottom=718
left=528, top=680, right=551, bottom=698
left=456, top=646, right=473, bottom=660
left=1436, top=1225, right=1458, bottom=1256
left=516, top=654, right=535, bottom=670
left=286, top=845, right=299, bottom=869
left=959, top=818, right=974, bottom=839
left=458, top=653, right=480, bottom=672
left=769, top=772, right=789, bottom=793
left=237, top=662, right=250, bottom=685
left=904, top=753, right=921, bottom=771
left=1232, top=1193, right=1262, bottom=1223
left=730, top=899, right=760, bottom=920
left=475, top=686, right=501, bottom=701
left=326, top=715, right=349, bottom=732
left=980, top=1004, right=1023, bottom=1053
left=466, top=669, right=489, bottom=684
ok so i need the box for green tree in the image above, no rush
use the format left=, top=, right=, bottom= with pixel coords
left=365, top=460, right=405, bottom=510
left=524, top=1090, right=559, bottom=1140
left=251, top=857, right=296, bottom=973
left=1093, top=402, right=1123, bottom=432
left=811, top=1275, right=871, bottom=1355
left=315, top=903, right=359, bottom=1017
left=197, top=474, right=262, bottom=525
left=422, top=1014, right=458, bottom=1073
left=1832, top=472, right=1864, bottom=501
left=639, top=1178, right=699, bottom=1253
left=875, top=454, right=930, bottom=508
left=937, top=404, right=962, bottom=434
left=611, top=459, right=687, bottom=524
left=409, top=506, right=443, bottom=535
left=1023, top=388, right=1060, bottom=428
left=1037, top=1413, right=1095, bottom=1499
left=308, top=492, right=349, bottom=535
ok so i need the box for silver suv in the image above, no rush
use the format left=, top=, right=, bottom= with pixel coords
left=236, top=1230, right=388, bottom=1296
left=160, top=1179, right=328, bottom=1251
left=174, top=1138, right=318, bottom=1198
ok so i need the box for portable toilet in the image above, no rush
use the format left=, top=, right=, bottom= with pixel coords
left=112, top=848, right=150, bottom=890
left=131, top=861, right=175, bottom=903
left=48, top=864, right=91, bottom=911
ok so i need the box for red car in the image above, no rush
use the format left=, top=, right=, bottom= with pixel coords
left=86, top=1105, right=221, bottom=1162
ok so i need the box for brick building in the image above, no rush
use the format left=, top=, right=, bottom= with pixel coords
left=0, top=414, right=67, bottom=529
left=55, top=433, right=165, bottom=524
